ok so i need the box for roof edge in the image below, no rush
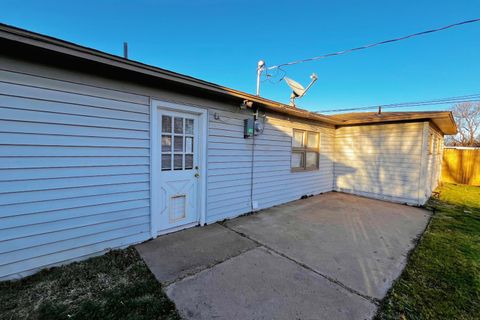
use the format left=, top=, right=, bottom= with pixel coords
left=331, top=111, right=458, bottom=135
left=0, top=23, right=458, bottom=134
left=0, top=23, right=339, bottom=125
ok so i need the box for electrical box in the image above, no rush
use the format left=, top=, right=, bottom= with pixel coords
left=244, top=118, right=254, bottom=138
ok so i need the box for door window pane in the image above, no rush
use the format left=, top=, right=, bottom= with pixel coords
left=162, top=154, right=171, bottom=171
left=174, top=154, right=183, bottom=170
left=306, top=132, right=319, bottom=149
left=174, top=136, right=183, bottom=152
left=293, top=130, right=304, bottom=147
left=162, top=115, right=172, bottom=133
left=185, top=137, right=194, bottom=153
left=185, top=154, right=193, bottom=170
left=174, top=117, right=183, bottom=134
left=185, top=119, right=194, bottom=134
left=306, top=152, right=318, bottom=168
left=291, top=152, right=304, bottom=168
left=161, top=115, right=196, bottom=172
left=161, top=135, right=172, bottom=151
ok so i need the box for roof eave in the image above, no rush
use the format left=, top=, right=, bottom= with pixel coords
left=0, top=23, right=339, bottom=125
left=334, top=112, right=457, bottom=135
left=0, top=24, right=459, bottom=133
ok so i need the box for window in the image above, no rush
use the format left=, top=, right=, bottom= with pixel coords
left=437, top=137, right=443, bottom=155
left=161, top=115, right=195, bottom=171
left=429, top=133, right=443, bottom=156
left=428, top=133, right=434, bottom=155
left=291, top=129, right=319, bottom=171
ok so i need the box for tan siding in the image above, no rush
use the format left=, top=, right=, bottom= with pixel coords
left=334, top=122, right=425, bottom=205
left=424, top=124, right=444, bottom=198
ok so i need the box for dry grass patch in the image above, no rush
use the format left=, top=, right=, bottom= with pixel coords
left=0, top=247, right=180, bottom=320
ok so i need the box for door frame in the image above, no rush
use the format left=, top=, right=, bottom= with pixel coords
left=150, top=99, right=208, bottom=237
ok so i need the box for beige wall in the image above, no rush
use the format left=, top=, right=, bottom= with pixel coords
left=424, top=124, right=444, bottom=197
left=334, top=122, right=427, bottom=205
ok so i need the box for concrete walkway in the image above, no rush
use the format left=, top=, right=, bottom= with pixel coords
left=136, top=192, right=430, bottom=320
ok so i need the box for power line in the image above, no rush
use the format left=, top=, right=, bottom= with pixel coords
left=318, top=100, right=480, bottom=113
left=314, top=94, right=480, bottom=113
left=267, top=18, right=480, bottom=70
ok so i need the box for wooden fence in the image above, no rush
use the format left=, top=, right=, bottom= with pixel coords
left=441, top=148, right=480, bottom=186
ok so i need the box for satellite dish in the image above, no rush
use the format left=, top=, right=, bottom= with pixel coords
left=284, top=77, right=305, bottom=97
left=284, top=73, right=318, bottom=107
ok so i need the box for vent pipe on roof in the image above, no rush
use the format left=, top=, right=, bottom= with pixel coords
left=256, top=60, right=265, bottom=96
left=123, top=42, right=128, bottom=59
left=378, top=106, right=382, bottom=114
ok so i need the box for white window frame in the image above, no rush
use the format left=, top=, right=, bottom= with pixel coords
left=428, top=133, right=434, bottom=155
left=291, top=129, right=320, bottom=172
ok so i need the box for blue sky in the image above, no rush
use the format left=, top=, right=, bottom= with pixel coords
left=1, top=0, right=479, bottom=112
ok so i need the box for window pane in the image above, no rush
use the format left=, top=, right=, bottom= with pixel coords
left=162, top=115, right=172, bottom=133
left=428, top=133, right=433, bottom=154
left=293, top=131, right=304, bottom=148
left=291, top=152, right=304, bottom=168
left=307, top=132, right=319, bottom=149
left=306, top=152, right=318, bottom=168
left=161, top=154, right=171, bottom=171
left=185, top=118, right=194, bottom=134
left=185, top=154, right=193, bottom=169
left=161, top=135, right=171, bottom=151
left=185, top=137, right=193, bottom=153
left=174, top=117, right=183, bottom=134
left=174, top=135, right=183, bottom=152
left=174, top=154, right=183, bottom=170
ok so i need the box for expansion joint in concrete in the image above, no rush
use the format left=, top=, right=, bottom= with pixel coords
left=164, top=243, right=260, bottom=288
left=218, top=222, right=380, bottom=306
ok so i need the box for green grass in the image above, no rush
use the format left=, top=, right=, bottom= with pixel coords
left=376, top=183, right=480, bottom=320
left=0, top=247, right=180, bottom=320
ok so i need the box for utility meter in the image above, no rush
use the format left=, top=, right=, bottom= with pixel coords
left=254, top=120, right=264, bottom=134
left=244, top=118, right=254, bottom=138
left=244, top=118, right=263, bottom=138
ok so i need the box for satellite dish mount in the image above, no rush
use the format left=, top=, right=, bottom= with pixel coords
left=284, top=73, right=318, bottom=107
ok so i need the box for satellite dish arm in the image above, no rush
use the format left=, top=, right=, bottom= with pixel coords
left=299, top=73, right=318, bottom=98
left=285, top=73, right=318, bottom=107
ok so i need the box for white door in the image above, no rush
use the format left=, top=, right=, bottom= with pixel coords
left=156, top=109, right=200, bottom=232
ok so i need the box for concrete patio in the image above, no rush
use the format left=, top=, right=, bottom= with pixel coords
left=136, top=192, right=431, bottom=320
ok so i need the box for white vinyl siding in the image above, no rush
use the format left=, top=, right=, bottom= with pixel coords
left=0, top=53, right=444, bottom=280
left=206, top=109, right=335, bottom=223
left=0, top=60, right=337, bottom=280
left=424, top=125, right=444, bottom=199
left=334, top=122, right=426, bottom=205
left=0, top=69, right=151, bottom=280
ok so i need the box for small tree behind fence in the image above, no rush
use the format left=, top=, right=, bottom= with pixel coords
left=445, top=102, right=480, bottom=147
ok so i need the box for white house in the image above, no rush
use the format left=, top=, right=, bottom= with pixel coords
left=0, top=24, right=457, bottom=280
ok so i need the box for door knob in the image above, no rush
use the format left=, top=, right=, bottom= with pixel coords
left=194, top=173, right=200, bottom=178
